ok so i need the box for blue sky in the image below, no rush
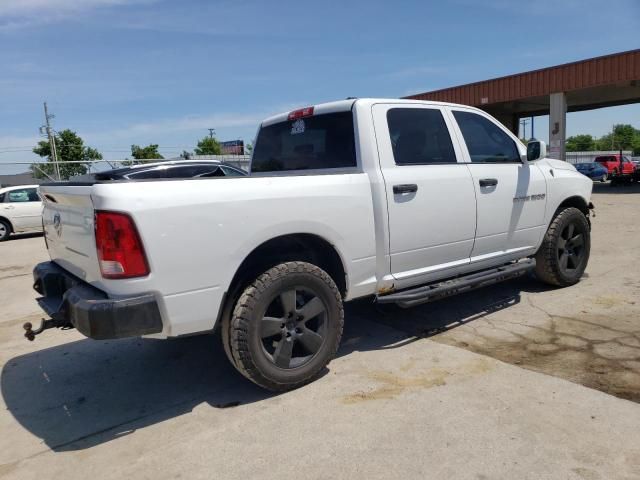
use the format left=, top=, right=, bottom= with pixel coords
left=1, top=0, right=639, bottom=172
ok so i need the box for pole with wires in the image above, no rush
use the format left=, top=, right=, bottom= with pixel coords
left=43, top=102, right=61, bottom=181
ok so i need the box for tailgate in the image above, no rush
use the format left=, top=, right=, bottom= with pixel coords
left=40, top=184, right=102, bottom=283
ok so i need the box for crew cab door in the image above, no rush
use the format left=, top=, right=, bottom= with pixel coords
left=447, top=107, right=547, bottom=264
left=372, top=103, right=477, bottom=288
left=2, top=187, right=42, bottom=231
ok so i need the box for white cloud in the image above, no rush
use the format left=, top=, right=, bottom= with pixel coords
left=85, top=101, right=305, bottom=142
left=87, top=112, right=267, bottom=142
left=0, top=0, right=139, bottom=15
left=0, top=0, right=155, bottom=31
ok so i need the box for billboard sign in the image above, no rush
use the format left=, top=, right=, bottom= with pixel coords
left=220, top=140, right=244, bottom=155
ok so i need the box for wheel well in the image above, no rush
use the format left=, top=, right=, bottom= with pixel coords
left=215, top=234, right=347, bottom=335
left=0, top=216, right=13, bottom=232
left=229, top=234, right=347, bottom=299
left=556, top=196, right=589, bottom=217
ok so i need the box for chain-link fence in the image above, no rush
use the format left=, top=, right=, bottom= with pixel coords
left=565, top=150, right=634, bottom=165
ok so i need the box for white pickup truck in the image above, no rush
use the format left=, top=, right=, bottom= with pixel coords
left=30, top=98, right=594, bottom=391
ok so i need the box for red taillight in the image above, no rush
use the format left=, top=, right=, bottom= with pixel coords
left=288, top=106, right=314, bottom=120
left=95, top=211, right=149, bottom=279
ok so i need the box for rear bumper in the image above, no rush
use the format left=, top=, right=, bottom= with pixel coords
left=33, top=262, right=163, bottom=340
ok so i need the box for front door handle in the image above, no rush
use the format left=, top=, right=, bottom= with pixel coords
left=393, top=184, right=418, bottom=194
left=479, top=178, right=498, bottom=187
left=4, top=205, right=15, bottom=210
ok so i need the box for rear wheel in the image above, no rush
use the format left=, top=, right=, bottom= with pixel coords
left=600, top=173, right=608, bottom=182
left=0, top=220, right=10, bottom=241
left=535, top=207, right=590, bottom=287
left=227, top=261, right=343, bottom=391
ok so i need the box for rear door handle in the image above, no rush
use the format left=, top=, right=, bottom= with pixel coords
left=393, top=184, right=418, bottom=194
left=479, top=178, right=498, bottom=187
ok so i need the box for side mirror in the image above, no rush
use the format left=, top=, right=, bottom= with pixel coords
left=526, top=140, right=547, bottom=161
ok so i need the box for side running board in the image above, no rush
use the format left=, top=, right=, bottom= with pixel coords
left=376, top=259, right=536, bottom=308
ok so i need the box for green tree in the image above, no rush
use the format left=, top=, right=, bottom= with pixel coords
left=130, top=144, right=164, bottom=161
left=596, top=124, right=640, bottom=154
left=565, top=134, right=596, bottom=152
left=32, top=129, right=102, bottom=180
left=245, top=142, right=253, bottom=155
left=194, top=136, right=222, bottom=155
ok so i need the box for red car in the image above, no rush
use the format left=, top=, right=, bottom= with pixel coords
left=594, top=154, right=635, bottom=177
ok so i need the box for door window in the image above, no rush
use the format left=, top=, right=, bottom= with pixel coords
left=453, top=111, right=520, bottom=163
left=386, top=108, right=457, bottom=165
left=6, top=188, right=39, bottom=203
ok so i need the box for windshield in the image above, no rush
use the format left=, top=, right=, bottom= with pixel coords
left=251, top=111, right=356, bottom=173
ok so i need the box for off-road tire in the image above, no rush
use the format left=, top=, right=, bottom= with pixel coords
left=228, top=261, right=343, bottom=391
left=535, top=207, right=590, bottom=287
left=0, top=219, right=11, bottom=241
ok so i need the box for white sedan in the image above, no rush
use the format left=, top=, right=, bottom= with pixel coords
left=0, top=185, right=43, bottom=241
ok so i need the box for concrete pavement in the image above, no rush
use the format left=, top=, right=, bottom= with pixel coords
left=1, top=185, right=639, bottom=479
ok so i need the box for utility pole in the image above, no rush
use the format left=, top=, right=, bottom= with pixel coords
left=530, top=116, right=534, bottom=139
left=208, top=128, right=216, bottom=139
left=43, top=102, right=61, bottom=180
left=520, top=118, right=529, bottom=141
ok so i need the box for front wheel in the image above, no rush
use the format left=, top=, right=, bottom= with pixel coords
left=600, top=173, right=608, bottom=183
left=227, top=262, right=344, bottom=391
left=534, top=207, right=590, bottom=287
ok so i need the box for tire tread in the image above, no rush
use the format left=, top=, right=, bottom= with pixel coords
left=535, top=207, right=589, bottom=287
left=228, top=261, right=343, bottom=392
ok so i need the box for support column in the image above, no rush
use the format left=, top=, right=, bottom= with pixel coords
left=489, top=111, right=519, bottom=135
left=549, top=92, right=567, bottom=160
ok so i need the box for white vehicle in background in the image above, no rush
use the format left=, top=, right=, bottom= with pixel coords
left=30, top=98, right=594, bottom=391
left=0, top=185, right=42, bottom=241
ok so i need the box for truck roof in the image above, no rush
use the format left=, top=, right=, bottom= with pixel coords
left=261, top=98, right=480, bottom=127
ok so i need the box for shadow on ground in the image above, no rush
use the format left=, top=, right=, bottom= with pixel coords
left=1, top=277, right=539, bottom=452
left=7, top=232, right=44, bottom=241
left=592, top=182, right=640, bottom=195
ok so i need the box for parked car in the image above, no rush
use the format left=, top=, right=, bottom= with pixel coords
left=0, top=185, right=42, bottom=241
left=575, top=162, right=609, bottom=182
left=91, top=160, right=247, bottom=181
left=30, top=99, right=594, bottom=391
left=594, top=154, right=635, bottom=183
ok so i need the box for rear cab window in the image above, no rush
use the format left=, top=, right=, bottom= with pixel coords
left=386, top=108, right=457, bottom=165
left=251, top=110, right=357, bottom=174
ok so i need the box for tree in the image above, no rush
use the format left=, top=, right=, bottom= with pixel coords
left=32, top=129, right=102, bottom=180
left=565, top=134, right=596, bottom=152
left=596, top=124, right=640, bottom=154
left=130, top=144, right=164, bottom=161
left=245, top=142, right=253, bottom=155
left=194, top=136, right=222, bottom=155
left=180, top=150, right=192, bottom=159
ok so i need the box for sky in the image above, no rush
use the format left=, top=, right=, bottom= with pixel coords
left=1, top=0, right=639, bottom=173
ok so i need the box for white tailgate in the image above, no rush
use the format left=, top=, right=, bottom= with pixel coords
left=40, top=184, right=101, bottom=283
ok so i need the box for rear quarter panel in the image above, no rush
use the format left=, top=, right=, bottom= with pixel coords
left=91, top=174, right=377, bottom=336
